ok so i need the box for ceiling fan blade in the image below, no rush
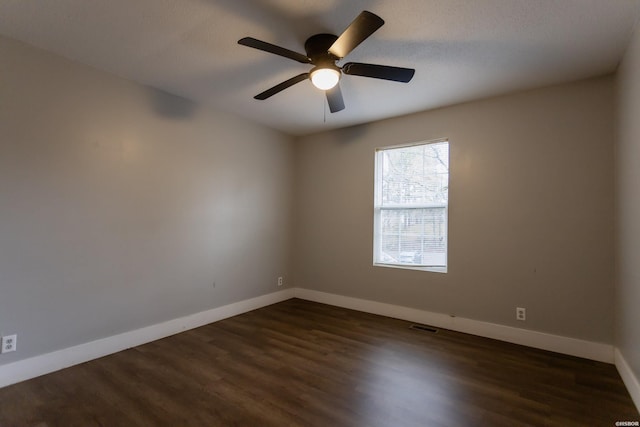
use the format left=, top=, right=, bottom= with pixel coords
left=238, top=37, right=311, bottom=64
left=254, top=73, right=310, bottom=100
left=326, top=83, right=345, bottom=113
left=328, top=11, right=384, bottom=59
left=342, top=62, right=415, bottom=83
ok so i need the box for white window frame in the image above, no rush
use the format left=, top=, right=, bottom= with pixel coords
left=373, top=138, right=449, bottom=273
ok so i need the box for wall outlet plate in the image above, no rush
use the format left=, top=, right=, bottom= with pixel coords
left=1, top=334, right=17, bottom=353
left=277, top=277, right=283, bottom=287
left=516, top=307, right=526, bottom=321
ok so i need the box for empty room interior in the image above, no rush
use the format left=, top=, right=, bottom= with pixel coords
left=1, top=1, right=640, bottom=425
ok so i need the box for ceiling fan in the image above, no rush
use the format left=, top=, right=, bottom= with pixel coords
left=238, top=11, right=415, bottom=113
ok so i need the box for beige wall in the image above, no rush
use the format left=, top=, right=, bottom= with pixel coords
left=0, top=29, right=623, bottom=368
left=615, top=24, right=640, bottom=379
left=0, top=36, right=294, bottom=365
left=293, top=77, right=615, bottom=343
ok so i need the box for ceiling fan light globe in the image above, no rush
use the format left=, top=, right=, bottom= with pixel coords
left=311, top=68, right=340, bottom=90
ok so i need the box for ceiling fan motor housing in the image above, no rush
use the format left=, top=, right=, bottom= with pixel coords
left=305, top=34, right=342, bottom=90
left=304, top=33, right=339, bottom=66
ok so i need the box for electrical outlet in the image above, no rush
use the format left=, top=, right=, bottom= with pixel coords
left=277, top=277, right=283, bottom=287
left=516, top=307, right=526, bottom=321
left=1, top=334, right=17, bottom=353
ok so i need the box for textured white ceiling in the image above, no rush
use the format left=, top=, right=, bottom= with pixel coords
left=1, top=0, right=639, bottom=135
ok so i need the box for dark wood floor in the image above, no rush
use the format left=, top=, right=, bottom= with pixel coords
left=0, top=299, right=637, bottom=427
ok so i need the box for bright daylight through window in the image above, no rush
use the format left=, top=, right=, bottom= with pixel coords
left=374, top=140, right=449, bottom=272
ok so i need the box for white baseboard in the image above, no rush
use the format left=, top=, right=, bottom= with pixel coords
left=615, top=348, right=640, bottom=412
left=294, top=288, right=614, bottom=363
left=0, top=287, right=623, bottom=392
left=0, top=288, right=295, bottom=388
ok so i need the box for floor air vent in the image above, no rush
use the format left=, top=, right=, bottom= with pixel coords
left=409, top=324, right=439, bottom=333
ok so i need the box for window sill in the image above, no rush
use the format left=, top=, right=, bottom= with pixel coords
left=373, top=262, right=447, bottom=274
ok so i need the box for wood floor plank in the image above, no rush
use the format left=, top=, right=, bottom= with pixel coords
left=0, top=298, right=637, bottom=426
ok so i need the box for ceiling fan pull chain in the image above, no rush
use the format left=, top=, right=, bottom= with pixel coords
left=323, top=96, right=327, bottom=123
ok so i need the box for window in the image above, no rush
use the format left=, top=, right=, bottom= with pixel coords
left=373, top=140, right=449, bottom=272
